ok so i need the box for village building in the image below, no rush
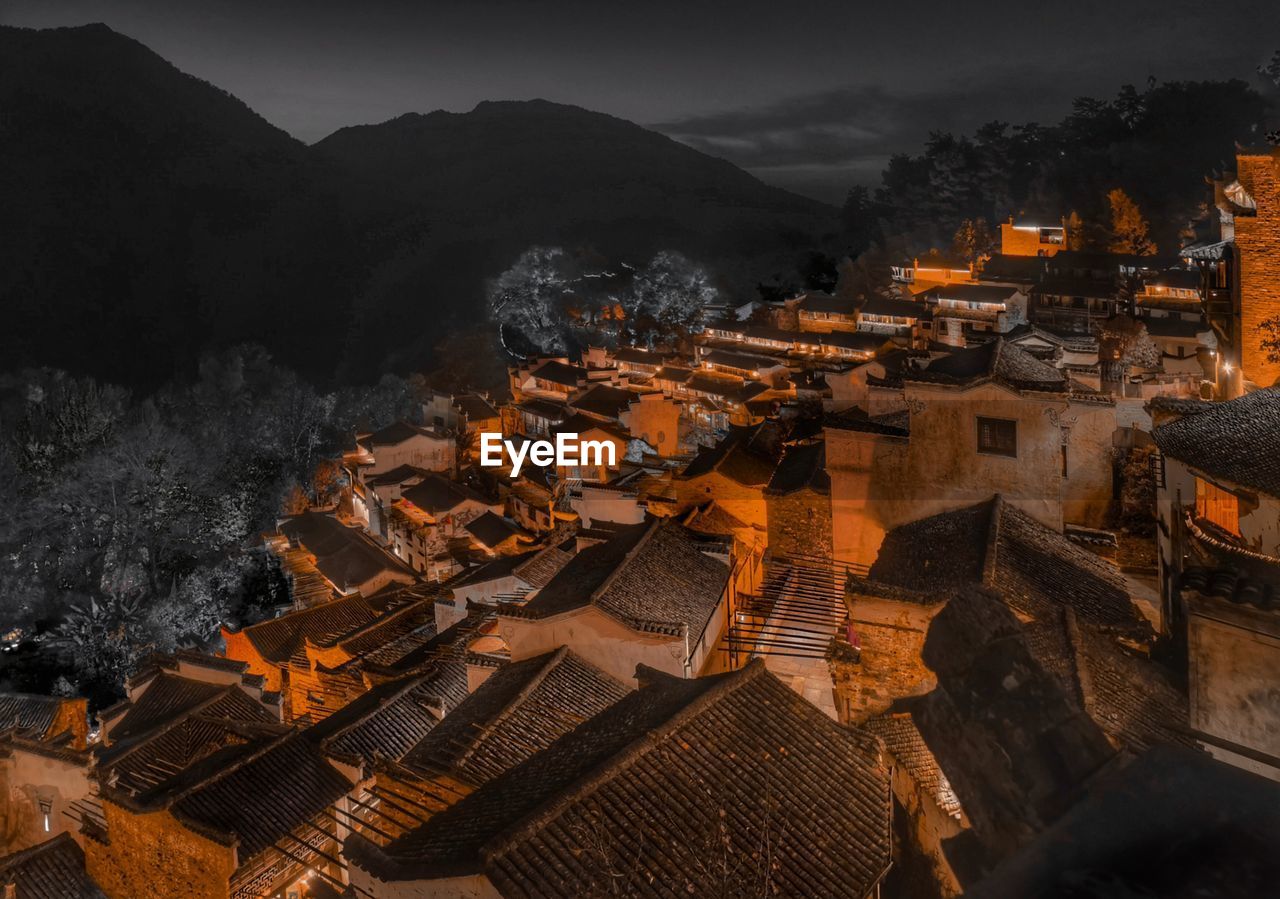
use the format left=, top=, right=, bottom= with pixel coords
left=833, top=497, right=1154, bottom=724
left=276, top=510, right=418, bottom=598
left=896, top=253, right=977, bottom=294
left=919, top=284, right=1028, bottom=346
left=271, top=584, right=444, bottom=722
left=616, top=391, right=682, bottom=456
left=223, top=592, right=394, bottom=702
left=346, top=661, right=892, bottom=899
left=1152, top=388, right=1280, bottom=642
left=462, top=511, right=526, bottom=557
left=0, top=832, right=106, bottom=898
left=1184, top=145, right=1280, bottom=393
left=795, top=290, right=859, bottom=332
left=0, top=695, right=88, bottom=751
left=1028, top=275, right=1121, bottom=334
left=421, top=391, right=501, bottom=458
left=976, top=252, right=1049, bottom=285
left=1176, top=568, right=1280, bottom=780
left=87, top=726, right=357, bottom=899
left=857, top=294, right=932, bottom=347
left=860, top=712, right=968, bottom=896
left=366, top=647, right=632, bottom=840
left=672, top=421, right=782, bottom=529
left=431, top=540, right=576, bottom=633
left=498, top=519, right=735, bottom=685
left=384, top=473, right=503, bottom=579
left=0, top=694, right=92, bottom=855
left=867, top=588, right=1125, bottom=888
left=347, top=420, right=457, bottom=482
left=825, top=338, right=1118, bottom=565
left=998, top=215, right=1069, bottom=257
left=0, top=733, right=94, bottom=856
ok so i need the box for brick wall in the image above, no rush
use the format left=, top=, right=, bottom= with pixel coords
left=86, top=802, right=236, bottom=899
left=1236, top=150, right=1280, bottom=389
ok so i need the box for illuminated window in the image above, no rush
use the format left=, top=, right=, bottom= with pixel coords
left=977, top=417, right=1018, bottom=457
left=1195, top=478, right=1240, bottom=535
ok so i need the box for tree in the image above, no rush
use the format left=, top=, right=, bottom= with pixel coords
left=840, top=185, right=881, bottom=257
left=1065, top=211, right=1086, bottom=250
left=1106, top=188, right=1156, bottom=255
left=951, top=218, right=995, bottom=263
left=488, top=247, right=575, bottom=355
left=623, top=251, right=717, bottom=347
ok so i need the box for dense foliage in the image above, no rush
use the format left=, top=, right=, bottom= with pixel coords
left=842, top=79, right=1270, bottom=258
left=0, top=347, right=420, bottom=706
left=490, top=248, right=717, bottom=355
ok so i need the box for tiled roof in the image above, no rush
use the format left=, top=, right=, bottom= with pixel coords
left=103, top=712, right=289, bottom=795
left=990, top=504, right=1146, bottom=633
left=977, top=254, right=1048, bottom=282
left=798, top=291, right=856, bottom=315
left=862, top=713, right=962, bottom=818
left=569, top=384, right=634, bottom=420
left=366, top=464, right=432, bottom=488
left=854, top=499, right=995, bottom=602
left=701, top=349, right=785, bottom=372
left=510, top=541, right=574, bottom=588
left=279, top=511, right=415, bottom=588
left=0, top=694, right=73, bottom=742
left=921, top=284, right=1021, bottom=305
left=529, top=360, right=587, bottom=387
left=454, top=393, right=498, bottom=422
left=464, top=512, right=522, bottom=549
left=824, top=407, right=911, bottom=438
left=912, top=587, right=1120, bottom=870
left=105, top=675, right=228, bottom=743
left=1022, top=608, right=1194, bottom=753
left=814, top=330, right=894, bottom=352
left=765, top=441, right=829, bottom=495
left=349, top=662, right=892, bottom=897
left=515, top=520, right=730, bottom=638
left=399, top=647, right=631, bottom=786
left=679, top=422, right=781, bottom=485
left=861, top=294, right=931, bottom=320
left=1179, top=566, right=1280, bottom=612
left=1152, top=387, right=1280, bottom=498
left=237, top=594, right=384, bottom=664
left=853, top=498, right=1147, bottom=634
left=311, top=664, right=469, bottom=765
left=169, top=731, right=355, bottom=860
left=400, top=474, right=494, bottom=515
left=0, top=833, right=105, bottom=899
left=364, top=420, right=440, bottom=447
left=327, top=589, right=441, bottom=659
left=905, top=338, right=1066, bottom=393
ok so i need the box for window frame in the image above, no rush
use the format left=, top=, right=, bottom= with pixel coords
left=976, top=416, right=1018, bottom=458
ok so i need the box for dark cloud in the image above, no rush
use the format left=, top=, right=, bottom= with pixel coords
left=653, top=61, right=1166, bottom=202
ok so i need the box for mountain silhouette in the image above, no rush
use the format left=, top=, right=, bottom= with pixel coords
left=0, top=24, right=836, bottom=386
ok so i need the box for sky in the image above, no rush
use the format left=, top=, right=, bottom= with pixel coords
left=5, top=0, right=1278, bottom=202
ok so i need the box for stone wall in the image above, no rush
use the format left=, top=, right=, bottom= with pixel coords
left=1236, top=150, right=1280, bottom=389
left=86, top=802, right=237, bottom=899
left=766, top=489, right=832, bottom=558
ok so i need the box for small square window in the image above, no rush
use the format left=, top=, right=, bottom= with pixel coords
left=977, top=417, right=1017, bottom=457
